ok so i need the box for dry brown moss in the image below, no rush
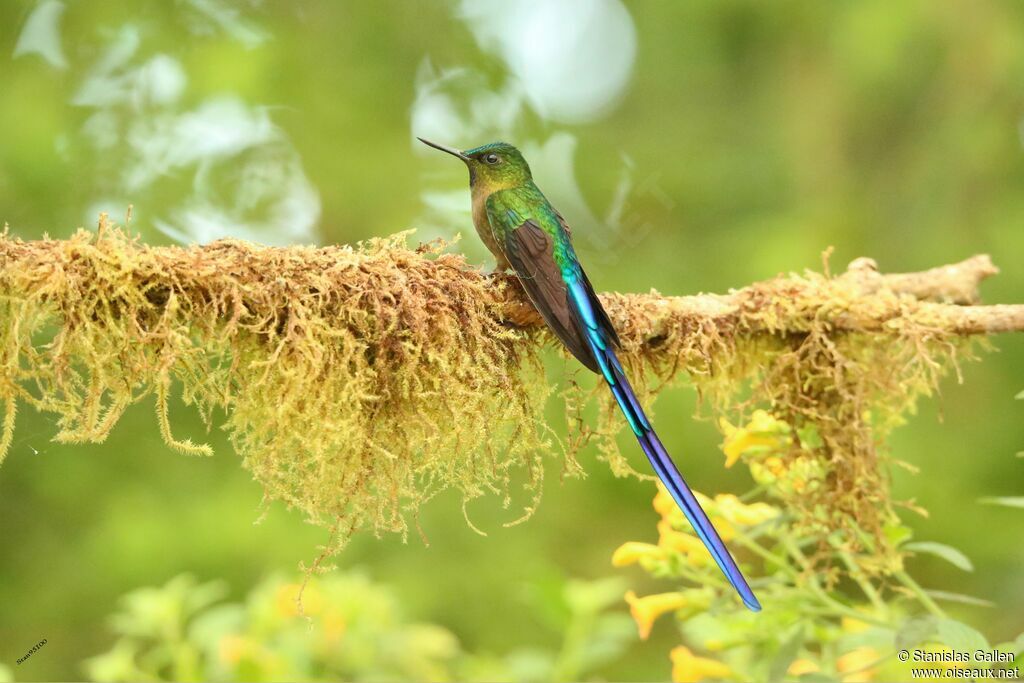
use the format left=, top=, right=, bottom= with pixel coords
left=0, top=221, right=1003, bottom=574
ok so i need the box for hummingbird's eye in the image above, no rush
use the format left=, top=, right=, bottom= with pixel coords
left=483, top=153, right=500, bottom=164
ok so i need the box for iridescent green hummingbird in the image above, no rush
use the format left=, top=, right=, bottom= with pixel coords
left=419, top=138, right=760, bottom=611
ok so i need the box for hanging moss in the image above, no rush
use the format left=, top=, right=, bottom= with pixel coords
left=0, top=220, right=991, bottom=574
left=582, top=264, right=977, bottom=575
left=0, top=222, right=558, bottom=554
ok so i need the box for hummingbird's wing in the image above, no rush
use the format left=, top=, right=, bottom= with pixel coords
left=502, top=217, right=600, bottom=373
left=489, top=191, right=619, bottom=366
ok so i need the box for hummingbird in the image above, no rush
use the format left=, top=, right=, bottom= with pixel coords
left=419, top=138, right=761, bottom=612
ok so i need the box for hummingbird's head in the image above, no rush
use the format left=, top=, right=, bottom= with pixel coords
left=418, top=139, right=532, bottom=190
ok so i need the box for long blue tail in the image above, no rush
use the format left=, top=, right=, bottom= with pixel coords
left=605, top=349, right=761, bottom=611
left=568, top=280, right=761, bottom=611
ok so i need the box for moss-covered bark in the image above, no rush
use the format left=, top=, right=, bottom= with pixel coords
left=1, top=219, right=1019, bottom=574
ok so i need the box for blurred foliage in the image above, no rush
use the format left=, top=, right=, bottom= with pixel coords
left=83, top=573, right=633, bottom=682
left=0, top=1, right=1022, bottom=681
left=615, top=411, right=1024, bottom=681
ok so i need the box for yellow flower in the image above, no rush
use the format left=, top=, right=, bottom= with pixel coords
left=670, top=646, right=732, bottom=682
left=659, top=518, right=717, bottom=564
left=837, top=646, right=879, bottom=682
left=656, top=484, right=776, bottom=538
left=719, top=410, right=788, bottom=467
left=654, top=484, right=716, bottom=527
left=654, top=483, right=684, bottom=521
left=322, top=611, right=347, bottom=644
left=703, top=638, right=725, bottom=652
left=218, top=635, right=251, bottom=664
left=218, top=634, right=284, bottom=677
left=782, top=455, right=824, bottom=494
left=749, top=456, right=785, bottom=485
left=712, top=494, right=780, bottom=527
left=275, top=581, right=323, bottom=617
left=624, top=590, right=687, bottom=640
left=653, top=485, right=776, bottom=571
left=841, top=615, right=870, bottom=634
left=788, top=658, right=820, bottom=676
left=612, top=541, right=665, bottom=567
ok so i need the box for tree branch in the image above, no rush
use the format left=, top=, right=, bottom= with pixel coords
left=0, top=227, right=1018, bottom=549
left=0, top=230, right=1019, bottom=346
left=495, top=254, right=1021, bottom=340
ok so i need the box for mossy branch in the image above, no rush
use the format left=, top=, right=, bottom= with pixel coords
left=0, top=222, right=1020, bottom=560
left=497, top=253, right=1022, bottom=338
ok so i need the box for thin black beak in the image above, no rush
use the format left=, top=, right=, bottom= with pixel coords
left=417, top=137, right=470, bottom=161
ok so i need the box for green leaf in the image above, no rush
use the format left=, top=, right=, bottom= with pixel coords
left=521, top=574, right=572, bottom=631
left=904, top=542, right=973, bottom=572
left=895, top=616, right=937, bottom=650
left=1015, top=389, right=1024, bottom=400
left=797, top=424, right=824, bottom=450
left=83, top=640, right=142, bottom=683
left=681, top=612, right=734, bottom=652
left=1013, top=632, right=1024, bottom=656
left=883, top=523, right=913, bottom=546
left=979, top=497, right=1024, bottom=509
left=578, top=614, right=636, bottom=674
left=935, top=618, right=989, bottom=652
left=993, top=637, right=1023, bottom=660
left=564, top=577, right=627, bottom=614
left=769, top=625, right=805, bottom=683
left=504, top=649, right=555, bottom=682
left=188, top=603, right=246, bottom=649
left=839, top=626, right=897, bottom=652
left=925, top=590, right=994, bottom=607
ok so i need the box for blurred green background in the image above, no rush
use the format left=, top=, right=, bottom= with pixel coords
left=1, top=1, right=1022, bottom=680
